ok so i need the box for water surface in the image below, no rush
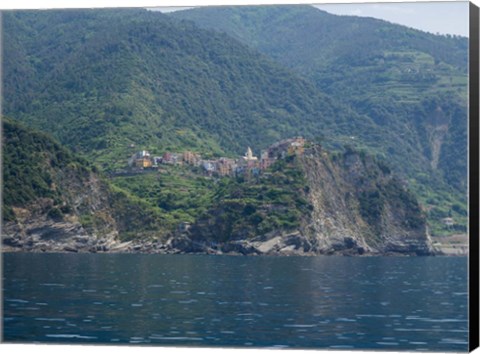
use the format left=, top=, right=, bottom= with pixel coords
left=2, top=253, right=468, bottom=351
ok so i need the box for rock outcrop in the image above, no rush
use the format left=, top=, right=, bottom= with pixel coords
left=298, top=147, right=434, bottom=255
left=2, top=119, right=434, bottom=255
left=184, top=146, right=435, bottom=256
left=2, top=118, right=166, bottom=253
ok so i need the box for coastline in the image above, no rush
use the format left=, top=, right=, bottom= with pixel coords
left=1, top=233, right=468, bottom=256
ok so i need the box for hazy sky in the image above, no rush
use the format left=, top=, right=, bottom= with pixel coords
left=314, top=2, right=469, bottom=37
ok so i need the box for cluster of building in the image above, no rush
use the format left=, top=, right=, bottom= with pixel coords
left=128, top=137, right=306, bottom=177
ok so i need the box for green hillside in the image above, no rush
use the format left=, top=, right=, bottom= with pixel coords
left=172, top=5, right=468, bottom=234
left=2, top=118, right=92, bottom=221
left=2, top=7, right=468, bottom=236
left=3, top=9, right=367, bottom=171
left=2, top=117, right=167, bottom=240
left=172, top=5, right=467, bottom=100
left=172, top=5, right=467, bottom=187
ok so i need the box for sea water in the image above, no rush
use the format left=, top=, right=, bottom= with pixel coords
left=2, top=253, right=468, bottom=351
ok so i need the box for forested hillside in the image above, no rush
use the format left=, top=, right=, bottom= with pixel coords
left=3, top=9, right=367, bottom=170
left=2, top=6, right=468, bottom=237
left=173, top=5, right=469, bottom=233
left=2, top=118, right=167, bottom=250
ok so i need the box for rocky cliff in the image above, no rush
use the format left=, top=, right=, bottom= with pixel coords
left=2, top=119, right=167, bottom=252
left=2, top=120, right=434, bottom=255
left=298, top=146, right=434, bottom=255
left=182, top=146, right=434, bottom=256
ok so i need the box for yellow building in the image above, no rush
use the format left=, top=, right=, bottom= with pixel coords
left=135, top=157, right=152, bottom=168
left=129, top=150, right=153, bottom=169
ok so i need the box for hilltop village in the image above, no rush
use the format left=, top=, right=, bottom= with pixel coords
left=127, top=137, right=307, bottom=177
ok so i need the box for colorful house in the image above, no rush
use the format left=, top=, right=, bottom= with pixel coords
left=183, top=151, right=201, bottom=166
left=216, top=158, right=236, bottom=176
left=128, top=150, right=153, bottom=169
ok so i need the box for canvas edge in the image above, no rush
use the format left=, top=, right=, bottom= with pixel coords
left=469, top=1, right=480, bottom=352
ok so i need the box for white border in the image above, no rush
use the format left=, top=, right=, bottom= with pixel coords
left=1, top=1, right=478, bottom=354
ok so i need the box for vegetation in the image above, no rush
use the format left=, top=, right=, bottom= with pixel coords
left=110, top=156, right=311, bottom=242
left=3, top=9, right=358, bottom=172
left=2, top=118, right=166, bottom=240
left=173, top=5, right=468, bottom=235
left=2, top=117, right=91, bottom=221
left=191, top=157, right=312, bottom=242
left=111, top=167, right=217, bottom=228
left=2, top=6, right=468, bottom=236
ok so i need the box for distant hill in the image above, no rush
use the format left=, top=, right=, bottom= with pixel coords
left=3, top=9, right=365, bottom=170
left=172, top=4, right=468, bottom=232
left=2, top=7, right=467, bottom=235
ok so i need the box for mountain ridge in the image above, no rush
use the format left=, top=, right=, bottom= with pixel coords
left=171, top=4, right=468, bottom=233
left=3, top=9, right=367, bottom=170
left=2, top=6, right=468, bottom=238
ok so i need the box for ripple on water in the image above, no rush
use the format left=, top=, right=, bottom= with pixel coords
left=376, top=342, right=399, bottom=346
left=406, top=317, right=466, bottom=323
left=267, top=345, right=289, bottom=349
left=283, top=324, right=317, bottom=328
left=440, top=338, right=468, bottom=345
left=152, top=336, right=204, bottom=341
left=130, top=337, right=145, bottom=341
left=46, top=334, right=97, bottom=339
left=5, top=298, right=29, bottom=303
left=178, top=299, right=197, bottom=304
left=394, top=328, right=468, bottom=333
left=35, top=318, right=66, bottom=322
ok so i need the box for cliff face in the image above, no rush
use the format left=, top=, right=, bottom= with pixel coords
left=298, top=147, right=433, bottom=255
left=3, top=173, right=118, bottom=253
left=3, top=167, right=168, bottom=253
left=184, top=146, right=434, bottom=256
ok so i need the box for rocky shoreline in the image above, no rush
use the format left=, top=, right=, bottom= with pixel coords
left=2, top=228, right=463, bottom=256
left=2, top=185, right=463, bottom=256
